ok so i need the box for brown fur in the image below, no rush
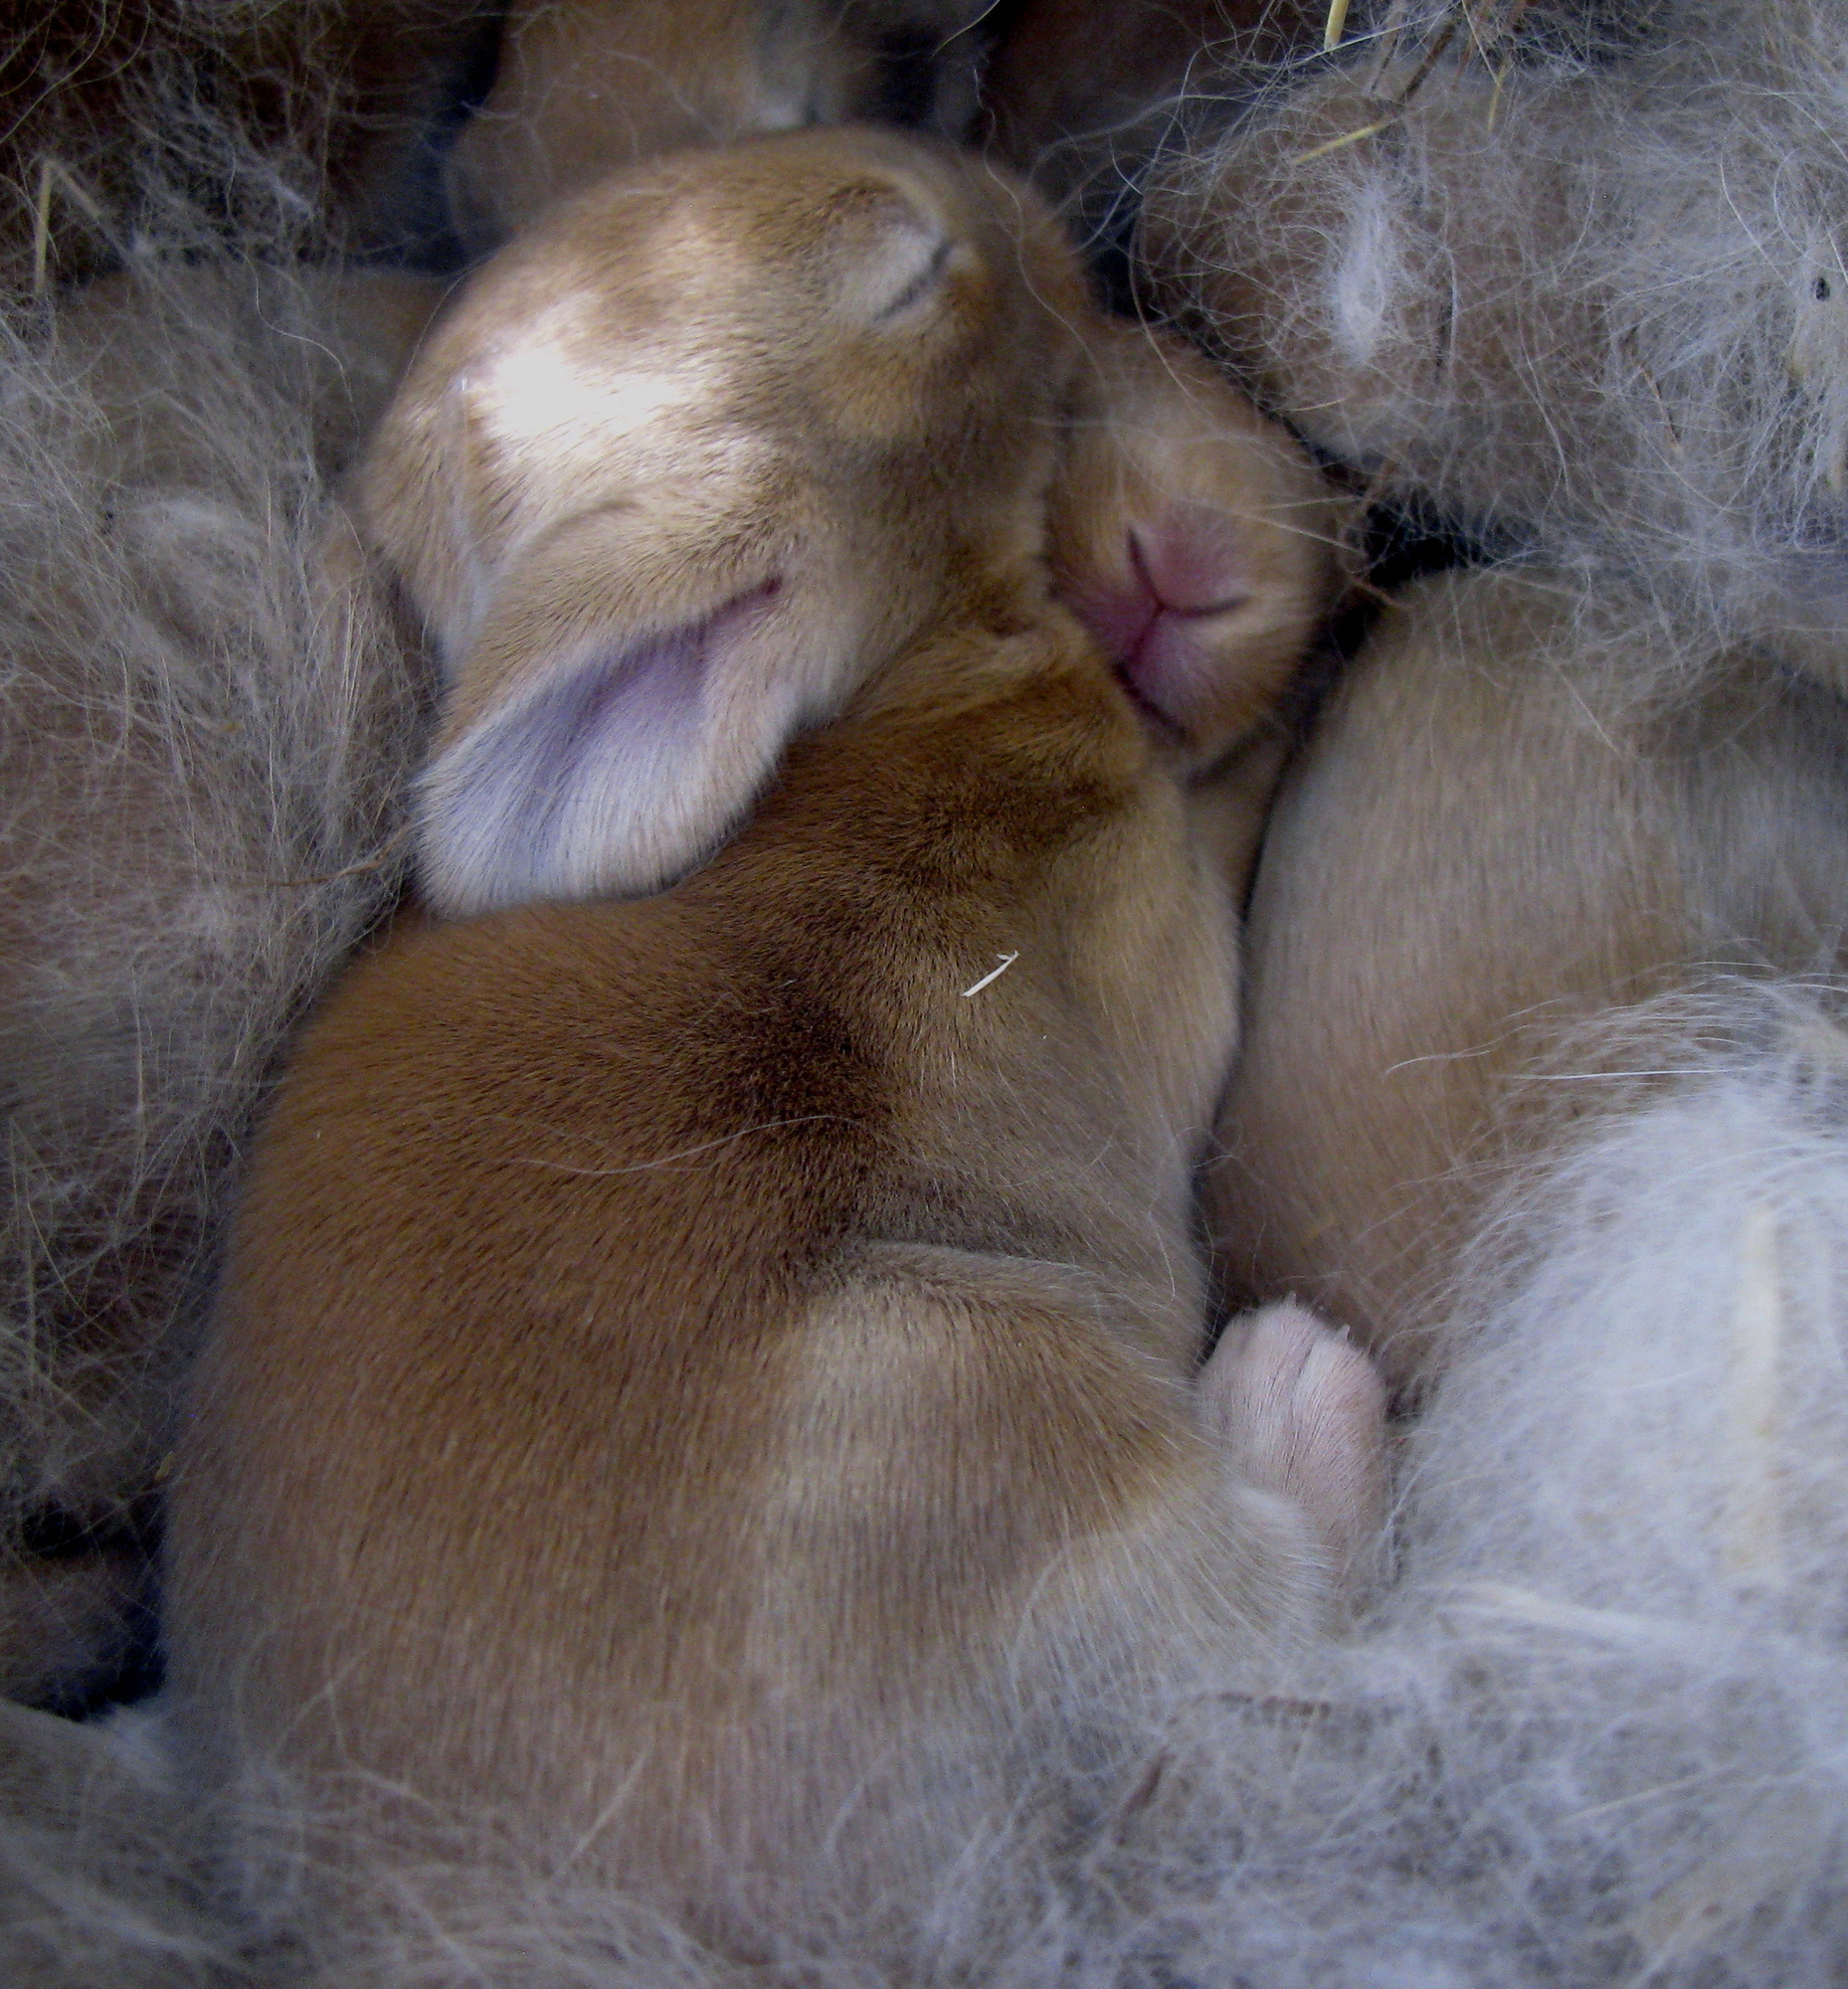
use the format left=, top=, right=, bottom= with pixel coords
left=162, top=129, right=1374, bottom=1961
left=444, top=0, right=999, bottom=254
left=1211, top=565, right=1848, bottom=1392
left=1049, top=317, right=1341, bottom=757
left=1048, top=314, right=1346, bottom=890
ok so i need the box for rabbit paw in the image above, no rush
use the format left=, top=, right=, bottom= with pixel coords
left=1200, top=1299, right=1387, bottom=1598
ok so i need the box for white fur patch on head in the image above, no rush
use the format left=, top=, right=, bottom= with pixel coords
left=487, top=354, right=697, bottom=452
left=474, top=334, right=722, bottom=471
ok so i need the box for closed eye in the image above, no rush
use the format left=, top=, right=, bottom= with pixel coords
left=872, top=233, right=955, bottom=322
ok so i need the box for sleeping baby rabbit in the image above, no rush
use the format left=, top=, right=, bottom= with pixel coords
left=162, top=128, right=1370, bottom=1971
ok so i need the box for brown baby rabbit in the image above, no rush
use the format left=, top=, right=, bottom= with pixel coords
left=445, top=0, right=1000, bottom=255
left=1212, top=563, right=1848, bottom=1392
left=162, top=129, right=1372, bottom=1969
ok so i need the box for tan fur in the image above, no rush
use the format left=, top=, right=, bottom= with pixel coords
left=162, top=129, right=1372, bottom=1960
left=444, top=0, right=997, bottom=254
left=1048, top=316, right=1347, bottom=892
left=1211, top=564, right=1848, bottom=1392
left=1050, top=318, right=1342, bottom=756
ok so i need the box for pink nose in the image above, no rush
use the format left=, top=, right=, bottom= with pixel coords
left=1067, top=509, right=1251, bottom=739
left=1131, top=509, right=1253, bottom=620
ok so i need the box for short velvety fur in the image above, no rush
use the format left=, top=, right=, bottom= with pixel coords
left=445, top=0, right=999, bottom=254
left=1212, top=564, right=1848, bottom=1390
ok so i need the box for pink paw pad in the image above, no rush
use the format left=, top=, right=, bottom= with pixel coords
left=1199, top=1299, right=1388, bottom=1600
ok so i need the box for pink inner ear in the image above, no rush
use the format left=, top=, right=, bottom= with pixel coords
left=1066, top=504, right=1250, bottom=738
left=419, top=576, right=786, bottom=916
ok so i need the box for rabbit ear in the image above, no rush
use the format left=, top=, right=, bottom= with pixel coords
left=416, top=577, right=799, bottom=918
left=1050, top=327, right=1338, bottom=768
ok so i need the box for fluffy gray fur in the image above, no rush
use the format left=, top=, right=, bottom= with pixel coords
left=0, top=216, right=430, bottom=1701
left=1139, top=1, right=1848, bottom=674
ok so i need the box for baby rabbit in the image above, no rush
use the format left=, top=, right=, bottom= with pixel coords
left=1212, top=562, right=1848, bottom=1391
left=445, top=0, right=1000, bottom=254
left=162, top=128, right=1373, bottom=1967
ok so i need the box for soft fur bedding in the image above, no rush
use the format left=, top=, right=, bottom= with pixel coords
left=4, top=4, right=1848, bottom=1982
